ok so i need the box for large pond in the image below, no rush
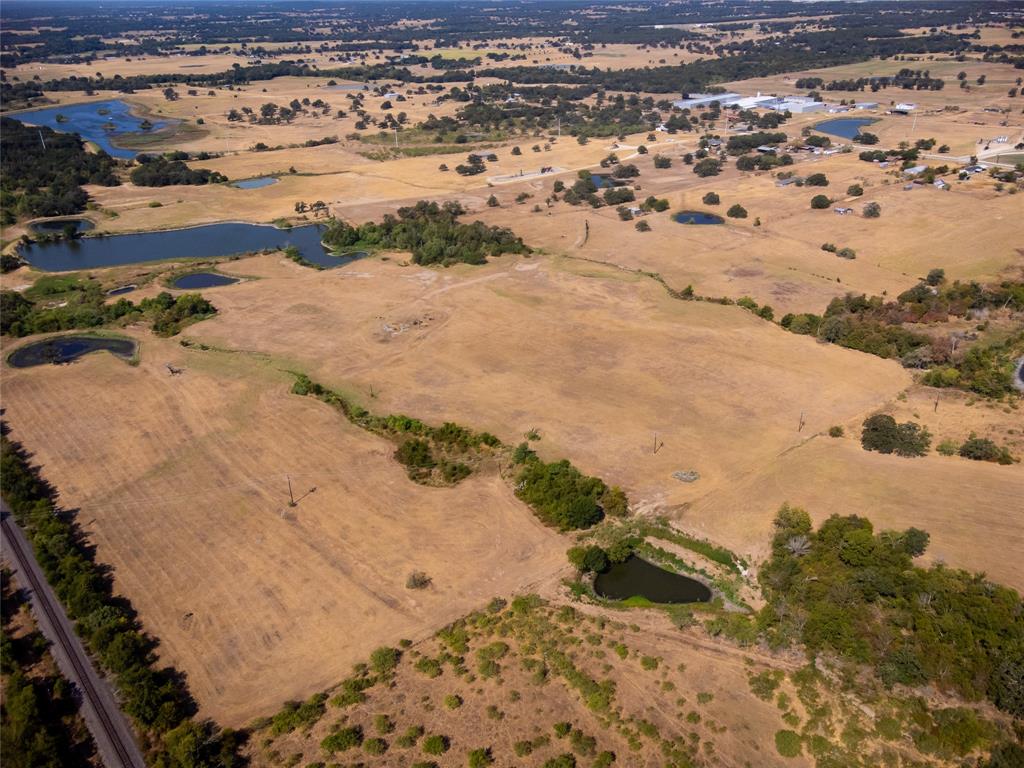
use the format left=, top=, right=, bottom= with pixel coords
left=7, top=336, right=137, bottom=368
left=233, top=176, right=278, bottom=190
left=14, top=99, right=171, bottom=159
left=30, top=218, right=95, bottom=235
left=813, top=117, right=876, bottom=140
left=593, top=556, right=712, bottom=604
left=673, top=210, right=724, bottom=225
left=171, top=272, right=240, bottom=289
left=591, top=174, right=622, bottom=189
left=17, top=222, right=349, bottom=272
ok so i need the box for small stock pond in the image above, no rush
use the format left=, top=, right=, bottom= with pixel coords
left=593, top=556, right=712, bottom=604
left=7, top=336, right=137, bottom=368
left=673, top=211, right=724, bottom=225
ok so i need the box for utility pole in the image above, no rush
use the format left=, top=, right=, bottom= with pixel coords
left=287, top=475, right=296, bottom=507
left=798, top=411, right=806, bottom=432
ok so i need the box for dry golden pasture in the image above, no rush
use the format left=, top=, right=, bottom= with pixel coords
left=462, top=144, right=1023, bottom=316
left=1, top=331, right=566, bottom=724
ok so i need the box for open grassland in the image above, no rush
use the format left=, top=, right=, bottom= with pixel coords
left=0, top=331, right=566, bottom=724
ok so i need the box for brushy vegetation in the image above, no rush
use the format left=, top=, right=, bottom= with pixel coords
left=290, top=375, right=623, bottom=529
left=322, top=200, right=528, bottom=266
left=2, top=278, right=216, bottom=338
left=0, top=425, right=243, bottom=766
left=781, top=277, right=1024, bottom=398
left=512, top=442, right=626, bottom=531
left=759, top=505, right=1024, bottom=717
left=291, top=373, right=498, bottom=487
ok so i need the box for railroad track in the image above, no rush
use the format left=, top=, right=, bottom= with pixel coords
left=1, top=509, right=146, bottom=768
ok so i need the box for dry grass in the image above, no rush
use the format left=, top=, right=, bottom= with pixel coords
left=1, top=332, right=566, bottom=724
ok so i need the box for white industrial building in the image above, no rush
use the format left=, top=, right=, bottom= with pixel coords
left=673, top=92, right=742, bottom=110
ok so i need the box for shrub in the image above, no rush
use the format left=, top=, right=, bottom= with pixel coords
left=959, top=437, right=1015, bottom=464
left=444, top=694, right=462, bottom=709
left=810, top=194, right=831, bottom=209
left=567, top=545, right=609, bottom=573
left=847, top=184, right=864, bottom=196
left=486, top=195, right=499, bottom=207
left=726, top=203, right=747, bottom=219
left=370, top=646, right=401, bottom=676
left=653, top=155, right=671, bottom=168
left=407, top=570, right=432, bottom=589
left=468, top=747, right=494, bottom=767
left=805, top=173, right=829, bottom=187
left=422, top=735, right=449, bottom=755
left=321, top=725, right=363, bottom=753
left=364, top=737, right=388, bottom=755
left=635, top=220, right=651, bottom=232
left=702, top=191, right=720, bottom=205
left=554, top=721, right=572, bottom=738
left=861, top=414, right=931, bottom=457
left=863, top=201, right=881, bottom=218
left=828, top=426, right=844, bottom=438
left=775, top=730, right=802, bottom=758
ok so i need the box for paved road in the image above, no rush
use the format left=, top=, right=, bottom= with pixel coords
left=1, top=502, right=147, bottom=768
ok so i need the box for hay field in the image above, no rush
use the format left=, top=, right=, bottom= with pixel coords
left=1, top=331, right=566, bottom=724
left=179, top=253, right=908, bottom=511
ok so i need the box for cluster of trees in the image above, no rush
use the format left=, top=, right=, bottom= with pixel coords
left=759, top=506, right=1023, bottom=717
left=725, top=131, right=787, bottom=155
left=0, top=118, right=119, bottom=223
left=0, top=426, right=244, bottom=766
left=736, top=152, right=793, bottom=171
left=1, top=279, right=215, bottom=338
left=130, top=156, right=227, bottom=186
left=321, top=200, right=529, bottom=266
left=512, top=442, right=626, bottom=530
left=861, top=414, right=931, bottom=457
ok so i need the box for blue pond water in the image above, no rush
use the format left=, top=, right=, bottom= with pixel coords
left=591, top=174, right=620, bottom=189
left=673, top=210, right=724, bottom=225
left=7, top=336, right=137, bottom=368
left=15, top=100, right=171, bottom=159
left=172, top=272, right=240, bottom=289
left=17, top=222, right=341, bottom=272
left=30, top=218, right=95, bottom=234
left=593, top=556, right=712, bottom=604
left=813, top=117, right=875, bottom=140
left=233, top=176, right=278, bottom=190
